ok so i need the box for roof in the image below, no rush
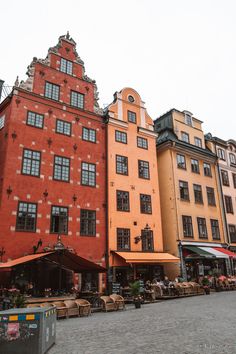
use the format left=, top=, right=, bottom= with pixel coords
left=114, top=252, right=179, bottom=264
left=0, top=252, right=53, bottom=268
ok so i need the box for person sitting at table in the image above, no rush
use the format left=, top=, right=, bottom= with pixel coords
left=144, top=280, right=155, bottom=301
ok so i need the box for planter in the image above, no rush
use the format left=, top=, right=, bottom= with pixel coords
left=134, top=300, right=141, bottom=309
left=203, top=286, right=210, bottom=295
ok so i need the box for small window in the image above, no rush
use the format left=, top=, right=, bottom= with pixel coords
left=116, top=155, right=128, bottom=175
left=211, top=219, right=220, bottom=240
left=229, top=153, right=236, bottom=166
left=217, top=148, right=225, bottom=160
left=22, top=149, right=41, bottom=177
left=194, top=137, right=202, bottom=148
left=182, top=216, right=193, bottom=238
left=80, top=209, right=96, bottom=236
left=50, top=206, right=68, bottom=234
left=203, top=163, right=212, bottom=177
left=116, top=190, right=130, bottom=212
left=141, top=229, right=154, bottom=251
left=140, top=194, right=152, bottom=214
left=177, top=154, right=186, bottom=169
left=53, top=156, right=70, bottom=182
left=229, top=225, right=236, bottom=243
left=27, top=111, right=44, bottom=129
left=0, top=115, right=5, bottom=130
left=193, top=184, right=203, bottom=204
left=138, top=160, right=150, bottom=179
left=137, top=137, right=148, bottom=149
left=206, top=187, right=216, bottom=206
left=221, top=170, right=229, bottom=186
left=115, top=130, right=127, bottom=144
left=60, top=58, right=73, bottom=75
left=117, top=228, right=130, bottom=250
left=179, top=181, right=189, bottom=201
left=197, top=217, right=208, bottom=239
left=191, top=159, right=200, bottom=174
left=181, top=132, right=189, bottom=143
left=16, top=202, right=37, bottom=232
left=185, top=113, right=192, bottom=126
left=45, top=82, right=60, bottom=101
left=232, top=173, right=236, bottom=189
left=70, top=90, right=84, bottom=109
left=82, top=127, right=96, bottom=143
left=225, top=196, right=234, bottom=214
left=128, top=110, right=136, bottom=123
left=128, top=95, right=135, bottom=103
left=56, top=119, right=71, bottom=136
left=81, top=162, right=96, bottom=186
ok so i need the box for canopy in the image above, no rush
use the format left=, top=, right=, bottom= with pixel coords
left=184, top=245, right=215, bottom=258
left=114, top=251, right=179, bottom=264
left=198, top=247, right=228, bottom=259
left=214, top=247, right=236, bottom=259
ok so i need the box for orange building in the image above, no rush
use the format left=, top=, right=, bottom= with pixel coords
left=155, top=109, right=231, bottom=280
left=106, top=88, right=179, bottom=287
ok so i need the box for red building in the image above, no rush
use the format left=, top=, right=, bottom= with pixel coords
left=0, top=33, right=106, bottom=291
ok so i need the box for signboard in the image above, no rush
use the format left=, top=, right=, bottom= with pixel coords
left=139, top=280, right=144, bottom=293
left=111, top=282, right=120, bottom=294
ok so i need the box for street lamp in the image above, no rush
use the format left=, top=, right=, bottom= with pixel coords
left=134, top=224, right=151, bottom=244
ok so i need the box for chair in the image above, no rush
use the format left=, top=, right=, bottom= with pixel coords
left=110, top=294, right=125, bottom=310
left=151, top=284, right=163, bottom=298
left=75, top=299, right=91, bottom=316
left=26, top=303, right=41, bottom=308
left=40, top=302, right=54, bottom=308
left=52, top=301, right=68, bottom=319
left=64, top=300, right=80, bottom=317
left=181, top=282, right=192, bottom=295
left=100, top=296, right=117, bottom=312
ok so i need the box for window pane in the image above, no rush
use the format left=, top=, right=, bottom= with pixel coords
left=16, top=202, right=37, bottom=231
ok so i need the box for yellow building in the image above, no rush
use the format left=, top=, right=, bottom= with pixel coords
left=106, top=88, right=179, bottom=288
left=155, top=109, right=230, bottom=280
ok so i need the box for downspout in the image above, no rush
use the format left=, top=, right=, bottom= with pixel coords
left=104, top=113, right=110, bottom=293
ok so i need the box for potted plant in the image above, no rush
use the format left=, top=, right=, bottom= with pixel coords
left=202, top=277, right=210, bottom=295
left=129, top=281, right=142, bottom=308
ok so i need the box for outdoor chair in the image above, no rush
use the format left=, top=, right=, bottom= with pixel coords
left=40, top=302, right=54, bottom=308
left=52, top=301, right=68, bottom=319
left=75, top=299, right=91, bottom=316
left=174, top=283, right=184, bottom=295
left=64, top=300, right=80, bottom=317
left=26, top=303, right=41, bottom=308
left=100, top=296, right=117, bottom=312
left=181, top=282, right=192, bottom=295
left=151, top=284, right=163, bottom=298
left=110, top=294, right=125, bottom=310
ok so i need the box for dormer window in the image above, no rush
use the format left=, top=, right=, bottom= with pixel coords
left=60, top=58, right=73, bottom=75
left=181, top=131, right=189, bottom=143
left=217, top=148, right=225, bottom=160
left=184, top=111, right=193, bottom=126
left=128, top=110, right=136, bottom=123
left=229, top=153, right=236, bottom=166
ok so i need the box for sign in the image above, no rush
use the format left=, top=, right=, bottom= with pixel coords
left=111, top=282, right=120, bottom=294
left=139, top=280, right=144, bottom=293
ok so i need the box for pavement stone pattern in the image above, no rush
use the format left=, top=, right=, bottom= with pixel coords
left=49, top=292, right=236, bottom=354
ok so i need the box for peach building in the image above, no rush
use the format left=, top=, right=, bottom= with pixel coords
left=154, top=109, right=232, bottom=280
left=106, top=88, right=178, bottom=287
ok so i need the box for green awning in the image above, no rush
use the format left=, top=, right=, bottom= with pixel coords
left=184, top=245, right=215, bottom=259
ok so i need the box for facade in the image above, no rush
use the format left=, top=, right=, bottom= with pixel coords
left=106, top=88, right=179, bottom=288
left=0, top=34, right=106, bottom=291
left=154, top=109, right=230, bottom=280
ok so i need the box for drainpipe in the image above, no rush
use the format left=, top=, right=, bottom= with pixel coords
left=104, top=113, right=110, bottom=294
left=178, top=241, right=187, bottom=281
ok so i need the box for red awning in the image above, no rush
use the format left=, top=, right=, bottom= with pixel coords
left=214, top=247, right=236, bottom=259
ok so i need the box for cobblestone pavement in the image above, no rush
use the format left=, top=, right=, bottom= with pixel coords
left=49, top=292, right=236, bottom=354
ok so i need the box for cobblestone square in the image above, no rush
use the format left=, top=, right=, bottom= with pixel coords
left=49, top=292, right=236, bottom=354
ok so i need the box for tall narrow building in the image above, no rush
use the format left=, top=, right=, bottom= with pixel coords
left=155, top=109, right=230, bottom=280
left=106, top=88, right=178, bottom=287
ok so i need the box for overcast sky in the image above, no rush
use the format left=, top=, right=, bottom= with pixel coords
left=1, top=0, right=235, bottom=140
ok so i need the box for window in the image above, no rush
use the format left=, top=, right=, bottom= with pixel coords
left=181, top=132, right=189, bottom=143
left=56, top=119, right=71, bottom=136
left=197, top=218, right=208, bottom=239
left=141, top=229, right=154, bottom=251
left=80, top=209, right=96, bottom=236
left=27, top=111, right=44, bottom=129
left=81, top=162, right=96, bottom=186
left=116, top=190, right=130, bottom=212
left=185, top=114, right=192, bottom=126
left=191, top=159, right=200, bottom=173
left=117, top=228, right=130, bottom=250
left=60, top=58, right=73, bottom=75
left=137, top=137, right=148, bottom=149
left=82, top=127, right=96, bottom=143
left=140, top=194, right=152, bottom=214
left=194, top=137, right=202, bottom=148
left=70, top=90, right=84, bottom=109
left=16, top=202, right=37, bottom=232
left=0, top=115, right=5, bottom=130
left=45, top=82, right=60, bottom=101
left=179, top=181, right=189, bottom=201
left=22, top=149, right=41, bottom=177
left=211, top=219, right=220, bottom=240
left=203, top=162, right=212, bottom=177
left=221, top=170, right=229, bottom=186
left=229, top=153, right=236, bottom=166
left=229, top=225, right=236, bottom=243
left=116, top=155, right=128, bottom=175
left=177, top=154, right=186, bottom=169
left=182, top=216, right=193, bottom=238
left=206, top=187, right=216, bottom=206
left=138, top=160, right=150, bottom=179
left=128, top=110, right=136, bottom=123
left=233, top=173, right=236, bottom=189
left=225, top=196, right=234, bottom=214
left=217, top=148, right=225, bottom=160
left=115, top=130, right=127, bottom=144
left=50, top=206, right=68, bottom=234
left=193, top=184, right=203, bottom=204
left=53, top=156, right=70, bottom=182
